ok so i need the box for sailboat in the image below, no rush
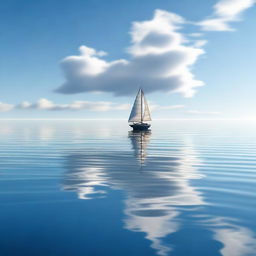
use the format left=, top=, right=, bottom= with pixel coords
left=128, top=88, right=151, bottom=131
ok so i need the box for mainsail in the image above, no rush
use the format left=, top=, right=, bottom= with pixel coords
left=142, top=92, right=151, bottom=121
left=128, top=89, right=152, bottom=123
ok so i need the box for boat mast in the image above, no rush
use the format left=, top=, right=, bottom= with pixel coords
left=140, top=89, right=143, bottom=123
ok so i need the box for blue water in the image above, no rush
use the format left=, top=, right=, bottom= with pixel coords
left=0, top=120, right=255, bottom=256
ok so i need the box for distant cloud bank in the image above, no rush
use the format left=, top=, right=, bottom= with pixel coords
left=0, top=102, right=14, bottom=112
left=0, top=99, right=129, bottom=112
left=16, top=98, right=130, bottom=112
left=0, top=99, right=187, bottom=113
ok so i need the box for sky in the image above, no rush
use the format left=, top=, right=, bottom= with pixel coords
left=0, top=0, right=256, bottom=119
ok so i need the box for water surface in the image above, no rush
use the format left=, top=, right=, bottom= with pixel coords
left=0, top=120, right=255, bottom=256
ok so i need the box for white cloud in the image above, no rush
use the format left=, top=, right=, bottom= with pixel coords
left=36, top=98, right=56, bottom=110
left=198, top=0, right=256, bottom=31
left=17, top=99, right=56, bottom=110
left=17, top=101, right=33, bottom=109
left=187, top=110, right=221, bottom=115
left=56, top=10, right=205, bottom=98
left=128, top=11, right=185, bottom=56
left=0, top=102, right=14, bottom=112
left=151, top=104, right=185, bottom=111
left=189, top=33, right=203, bottom=37
left=193, top=40, right=208, bottom=48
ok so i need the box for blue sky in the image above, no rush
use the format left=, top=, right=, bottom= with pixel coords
left=0, top=0, right=256, bottom=119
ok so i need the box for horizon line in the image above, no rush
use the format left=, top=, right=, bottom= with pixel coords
left=1, top=118, right=256, bottom=121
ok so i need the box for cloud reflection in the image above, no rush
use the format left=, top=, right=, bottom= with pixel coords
left=215, top=225, right=256, bottom=256
left=200, top=217, right=256, bottom=256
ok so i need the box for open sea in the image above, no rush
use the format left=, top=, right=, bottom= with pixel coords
left=0, top=120, right=255, bottom=256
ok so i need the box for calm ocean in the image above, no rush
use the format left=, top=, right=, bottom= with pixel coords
left=0, top=120, right=255, bottom=256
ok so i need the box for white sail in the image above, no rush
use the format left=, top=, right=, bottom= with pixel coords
left=142, top=92, right=152, bottom=122
left=128, top=89, right=142, bottom=122
left=128, top=88, right=151, bottom=123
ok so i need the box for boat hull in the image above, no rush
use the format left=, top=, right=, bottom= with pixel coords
left=130, top=123, right=151, bottom=131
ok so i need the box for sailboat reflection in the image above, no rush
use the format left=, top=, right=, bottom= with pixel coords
left=128, top=131, right=151, bottom=165
left=63, top=132, right=204, bottom=255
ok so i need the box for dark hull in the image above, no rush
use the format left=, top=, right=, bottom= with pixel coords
left=130, top=123, right=151, bottom=131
